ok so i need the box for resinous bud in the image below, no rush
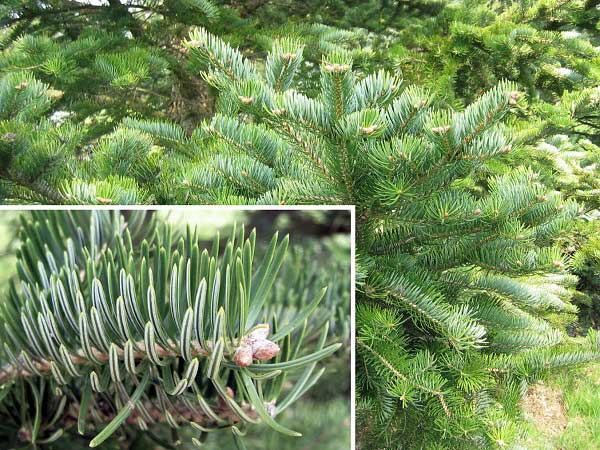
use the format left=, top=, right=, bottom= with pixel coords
left=252, top=339, right=280, bottom=361
left=233, top=345, right=253, bottom=368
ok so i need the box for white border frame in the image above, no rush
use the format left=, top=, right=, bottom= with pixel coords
left=0, top=204, right=356, bottom=449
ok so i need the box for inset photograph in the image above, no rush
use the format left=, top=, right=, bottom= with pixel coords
left=0, top=207, right=351, bottom=449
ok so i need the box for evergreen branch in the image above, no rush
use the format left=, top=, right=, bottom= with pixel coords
left=357, top=340, right=450, bottom=416
left=0, top=211, right=341, bottom=447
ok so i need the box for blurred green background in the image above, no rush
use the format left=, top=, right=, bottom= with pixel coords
left=0, top=211, right=18, bottom=296
left=0, top=208, right=351, bottom=450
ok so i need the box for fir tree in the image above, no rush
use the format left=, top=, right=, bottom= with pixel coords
left=0, top=210, right=344, bottom=448
left=1, top=0, right=222, bottom=128
left=374, top=0, right=599, bottom=101
left=0, top=0, right=221, bottom=203
left=369, top=0, right=600, bottom=176
left=0, top=2, right=368, bottom=204
left=0, top=2, right=599, bottom=447
left=365, top=0, right=600, bottom=352
left=1, top=1, right=597, bottom=206
left=173, top=30, right=600, bottom=447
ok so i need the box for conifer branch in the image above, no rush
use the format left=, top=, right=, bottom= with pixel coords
left=0, top=211, right=342, bottom=447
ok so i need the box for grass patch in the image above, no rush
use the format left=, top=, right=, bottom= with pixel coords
left=519, top=363, right=600, bottom=449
